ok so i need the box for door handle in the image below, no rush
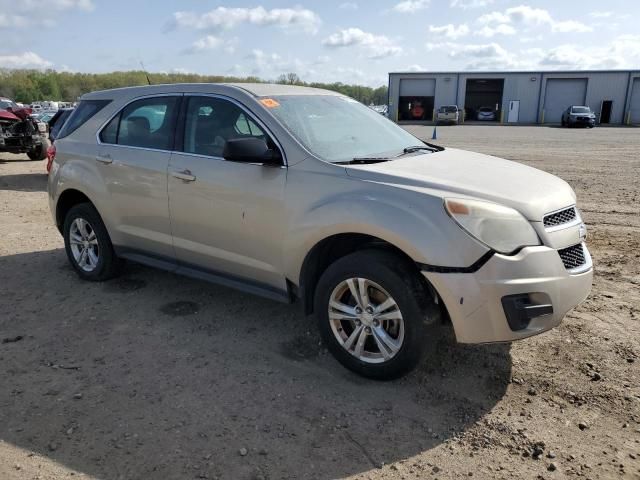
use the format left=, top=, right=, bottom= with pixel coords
left=96, top=153, right=113, bottom=164
left=171, top=169, right=196, bottom=182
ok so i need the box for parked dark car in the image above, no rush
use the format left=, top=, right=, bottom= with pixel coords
left=561, top=106, right=595, bottom=128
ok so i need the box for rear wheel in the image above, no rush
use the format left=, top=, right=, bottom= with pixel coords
left=314, top=250, right=440, bottom=379
left=63, top=203, right=122, bottom=281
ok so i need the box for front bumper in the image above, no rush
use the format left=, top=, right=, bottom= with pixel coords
left=569, top=117, right=595, bottom=126
left=423, top=244, right=593, bottom=343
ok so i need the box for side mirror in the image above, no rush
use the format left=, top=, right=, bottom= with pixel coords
left=222, top=137, right=282, bottom=166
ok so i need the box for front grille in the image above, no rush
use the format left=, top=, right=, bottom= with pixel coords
left=544, top=206, right=577, bottom=229
left=558, top=243, right=586, bottom=270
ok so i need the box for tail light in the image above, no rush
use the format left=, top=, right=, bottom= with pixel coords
left=46, top=143, right=56, bottom=173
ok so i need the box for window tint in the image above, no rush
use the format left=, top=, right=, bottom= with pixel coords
left=183, top=96, right=266, bottom=157
left=99, top=97, right=179, bottom=150
left=57, top=99, right=110, bottom=139
left=100, top=113, right=119, bottom=144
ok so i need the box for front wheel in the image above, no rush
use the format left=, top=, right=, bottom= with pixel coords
left=27, top=144, right=47, bottom=160
left=314, top=250, right=440, bottom=379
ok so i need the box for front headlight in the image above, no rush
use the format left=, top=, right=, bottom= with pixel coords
left=444, top=198, right=540, bottom=254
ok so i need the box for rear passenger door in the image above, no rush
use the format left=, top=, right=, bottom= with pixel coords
left=168, top=94, right=288, bottom=292
left=97, top=95, right=181, bottom=259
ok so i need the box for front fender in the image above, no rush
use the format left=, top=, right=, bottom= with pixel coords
left=283, top=176, right=489, bottom=284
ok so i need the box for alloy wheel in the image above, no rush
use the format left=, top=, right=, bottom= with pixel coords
left=69, top=217, right=100, bottom=272
left=328, top=277, right=404, bottom=364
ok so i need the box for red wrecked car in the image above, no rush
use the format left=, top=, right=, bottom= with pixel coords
left=0, top=97, right=49, bottom=160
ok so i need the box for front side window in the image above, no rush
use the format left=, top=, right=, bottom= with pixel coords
left=264, top=95, right=422, bottom=163
left=182, top=96, right=267, bottom=157
left=99, top=96, right=179, bottom=150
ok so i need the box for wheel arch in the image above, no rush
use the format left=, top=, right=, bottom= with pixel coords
left=297, top=232, right=430, bottom=316
left=55, top=188, right=96, bottom=233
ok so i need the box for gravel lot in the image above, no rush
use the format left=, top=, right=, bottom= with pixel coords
left=1, top=125, right=638, bottom=480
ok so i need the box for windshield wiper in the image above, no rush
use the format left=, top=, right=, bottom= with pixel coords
left=399, top=143, right=443, bottom=156
left=334, top=157, right=391, bottom=165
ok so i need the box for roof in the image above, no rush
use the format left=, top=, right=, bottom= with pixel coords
left=389, top=69, right=640, bottom=76
left=227, top=83, right=341, bottom=96
left=82, top=82, right=342, bottom=100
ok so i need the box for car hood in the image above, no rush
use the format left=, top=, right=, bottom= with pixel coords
left=344, top=148, right=576, bottom=222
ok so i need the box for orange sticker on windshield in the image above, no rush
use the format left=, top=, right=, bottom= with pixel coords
left=260, top=98, right=280, bottom=108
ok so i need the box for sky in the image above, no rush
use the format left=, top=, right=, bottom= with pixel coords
left=0, top=0, right=639, bottom=87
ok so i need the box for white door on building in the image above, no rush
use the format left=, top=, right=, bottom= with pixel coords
left=508, top=100, right=520, bottom=122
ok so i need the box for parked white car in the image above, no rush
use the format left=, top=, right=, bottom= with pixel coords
left=436, top=105, right=459, bottom=124
left=476, top=106, right=496, bottom=121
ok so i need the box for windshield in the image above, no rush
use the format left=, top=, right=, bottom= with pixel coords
left=571, top=106, right=591, bottom=114
left=0, top=99, right=17, bottom=110
left=264, top=95, right=423, bottom=162
left=439, top=106, right=457, bottom=113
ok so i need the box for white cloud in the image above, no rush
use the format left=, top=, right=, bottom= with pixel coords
left=0, top=0, right=93, bottom=28
left=339, top=2, right=358, bottom=9
left=429, top=23, right=470, bottom=39
left=187, top=35, right=223, bottom=52
left=450, top=0, right=493, bottom=9
left=0, top=51, right=53, bottom=69
left=393, top=0, right=429, bottom=13
left=477, top=5, right=592, bottom=36
left=551, top=20, right=593, bottom=33
left=10, top=0, right=93, bottom=11
left=169, top=6, right=321, bottom=34
left=425, top=34, right=640, bottom=70
left=589, top=11, right=613, bottom=19
left=322, top=28, right=403, bottom=58
left=476, top=24, right=516, bottom=37
left=406, top=64, right=426, bottom=71
left=540, top=34, right=640, bottom=69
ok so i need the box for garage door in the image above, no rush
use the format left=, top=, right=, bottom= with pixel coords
left=543, top=78, right=587, bottom=123
left=399, top=79, right=435, bottom=97
left=629, top=78, right=640, bottom=124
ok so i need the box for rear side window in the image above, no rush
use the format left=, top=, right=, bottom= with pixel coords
left=99, top=96, right=180, bottom=150
left=57, top=100, right=110, bottom=139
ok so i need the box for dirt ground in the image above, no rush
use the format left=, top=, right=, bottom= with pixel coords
left=0, top=125, right=638, bottom=480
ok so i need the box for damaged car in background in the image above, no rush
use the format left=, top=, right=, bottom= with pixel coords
left=0, top=97, right=49, bottom=160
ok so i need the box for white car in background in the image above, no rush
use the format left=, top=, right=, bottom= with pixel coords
left=476, top=106, right=496, bottom=121
left=436, top=105, right=459, bottom=124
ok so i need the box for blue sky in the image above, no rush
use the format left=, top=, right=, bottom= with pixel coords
left=1, top=0, right=638, bottom=86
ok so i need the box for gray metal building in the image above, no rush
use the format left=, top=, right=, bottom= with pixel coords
left=387, top=69, right=640, bottom=125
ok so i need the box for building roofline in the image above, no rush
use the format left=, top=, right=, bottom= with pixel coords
left=389, top=69, right=640, bottom=76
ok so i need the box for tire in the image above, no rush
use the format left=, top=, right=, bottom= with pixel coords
left=27, top=144, right=47, bottom=161
left=63, top=203, right=122, bottom=281
left=314, top=250, right=440, bottom=380
left=561, top=118, right=565, bottom=127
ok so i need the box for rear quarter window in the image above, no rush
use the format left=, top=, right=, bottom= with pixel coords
left=56, top=99, right=111, bottom=139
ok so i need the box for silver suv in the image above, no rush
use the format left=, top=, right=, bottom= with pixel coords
left=48, top=84, right=592, bottom=379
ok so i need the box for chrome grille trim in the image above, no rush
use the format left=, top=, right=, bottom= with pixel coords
left=557, top=243, right=591, bottom=274
left=543, top=206, right=581, bottom=232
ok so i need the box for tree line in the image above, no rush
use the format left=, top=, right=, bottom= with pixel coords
left=0, top=69, right=388, bottom=106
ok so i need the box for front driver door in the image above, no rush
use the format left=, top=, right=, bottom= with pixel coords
left=168, top=94, right=288, bottom=293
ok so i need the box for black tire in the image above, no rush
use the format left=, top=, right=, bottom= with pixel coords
left=561, top=118, right=565, bottom=127
left=27, top=144, right=47, bottom=161
left=63, top=203, right=122, bottom=281
left=314, top=249, right=440, bottom=380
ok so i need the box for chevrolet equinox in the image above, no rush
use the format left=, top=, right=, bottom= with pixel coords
left=48, top=84, right=593, bottom=379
